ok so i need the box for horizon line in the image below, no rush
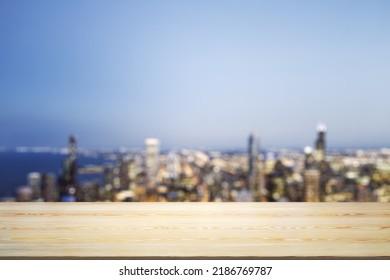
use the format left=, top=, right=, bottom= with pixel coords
left=1, top=145, right=389, bottom=153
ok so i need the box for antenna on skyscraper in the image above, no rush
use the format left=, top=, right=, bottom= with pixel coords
left=317, top=122, right=327, bottom=133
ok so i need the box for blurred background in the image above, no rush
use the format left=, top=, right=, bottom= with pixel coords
left=0, top=0, right=389, bottom=202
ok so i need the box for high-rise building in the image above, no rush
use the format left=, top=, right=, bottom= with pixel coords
left=304, top=146, right=314, bottom=169
left=248, top=133, right=258, bottom=175
left=314, top=123, right=326, bottom=162
left=79, top=182, right=100, bottom=202
left=41, top=173, right=58, bottom=202
left=28, top=172, right=42, bottom=201
left=247, top=132, right=260, bottom=200
left=167, top=151, right=180, bottom=181
left=303, top=124, right=330, bottom=202
left=59, top=134, right=78, bottom=202
left=118, top=156, right=137, bottom=191
left=16, top=186, right=33, bottom=202
left=145, top=138, right=160, bottom=190
left=103, top=164, right=116, bottom=201
left=304, top=169, right=320, bottom=202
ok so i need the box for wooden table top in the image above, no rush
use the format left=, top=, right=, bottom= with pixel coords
left=0, top=203, right=389, bottom=258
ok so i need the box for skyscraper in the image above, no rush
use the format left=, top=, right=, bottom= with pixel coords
left=304, top=169, right=320, bottom=202
left=28, top=172, right=42, bottom=201
left=314, top=123, right=326, bottom=162
left=247, top=132, right=260, bottom=201
left=117, top=156, right=137, bottom=201
left=304, top=146, right=314, bottom=169
left=248, top=133, right=258, bottom=175
left=41, top=173, right=58, bottom=202
left=167, top=151, right=180, bottom=181
left=304, top=124, right=331, bottom=202
left=145, top=138, right=160, bottom=190
left=16, top=186, right=33, bottom=202
left=59, top=134, right=78, bottom=202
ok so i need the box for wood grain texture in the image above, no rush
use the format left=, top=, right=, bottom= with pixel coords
left=0, top=203, right=389, bottom=257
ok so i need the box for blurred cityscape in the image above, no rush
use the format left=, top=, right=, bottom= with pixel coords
left=1, top=125, right=390, bottom=202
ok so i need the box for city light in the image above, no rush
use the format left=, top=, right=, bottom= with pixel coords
left=1, top=127, right=389, bottom=202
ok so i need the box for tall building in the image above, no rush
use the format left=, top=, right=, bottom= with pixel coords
left=59, top=134, right=78, bottom=202
left=145, top=138, right=160, bottom=190
left=167, top=151, right=180, bottom=181
left=304, top=146, right=314, bottom=169
left=118, top=156, right=137, bottom=191
left=103, top=164, right=116, bottom=201
left=247, top=132, right=260, bottom=200
left=303, top=124, right=331, bottom=202
left=28, top=172, right=42, bottom=201
left=304, top=169, right=320, bottom=202
left=41, top=173, right=58, bottom=202
left=16, top=186, right=33, bottom=202
left=314, top=123, right=326, bottom=162
left=79, top=182, right=100, bottom=202
left=112, top=156, right=138, bottom=202
left=248, top=133, right=258, bottom=176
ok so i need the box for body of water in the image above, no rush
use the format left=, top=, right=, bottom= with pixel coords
left=0, top=152, right=114, bottom=198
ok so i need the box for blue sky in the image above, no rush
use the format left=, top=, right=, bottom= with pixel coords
left=0, top=0, right=389, bottom=150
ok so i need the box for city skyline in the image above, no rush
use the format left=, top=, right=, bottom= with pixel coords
left=1, top=1, right=389, bottom=149
left=2, top=125, right=389, bottom=203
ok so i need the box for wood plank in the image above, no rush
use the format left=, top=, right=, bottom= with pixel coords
left=0, top=203, right=389, bottom=257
